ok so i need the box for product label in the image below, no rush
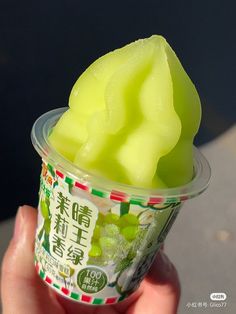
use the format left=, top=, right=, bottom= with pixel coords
left=49, top=185, right=98, bottom=268
left=34, top=161, right=182, bottom=305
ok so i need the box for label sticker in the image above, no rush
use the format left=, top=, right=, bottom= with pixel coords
left=77, top=267, right=108, bottom=293
left=34, top=161, right=182, bottom=304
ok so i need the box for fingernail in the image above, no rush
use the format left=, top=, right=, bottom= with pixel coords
left=13, top=206, right=24, bottom=241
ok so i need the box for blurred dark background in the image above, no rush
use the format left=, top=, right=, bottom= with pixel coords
left=0, top=0, right=235, bottom=220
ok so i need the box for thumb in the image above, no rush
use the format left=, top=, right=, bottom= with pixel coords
left=0, top=206, right=62, bottom=314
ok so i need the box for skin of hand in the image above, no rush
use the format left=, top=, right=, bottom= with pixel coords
left=0, top=205, right=180, bottom=314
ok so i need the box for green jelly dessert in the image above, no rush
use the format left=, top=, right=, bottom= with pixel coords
left=49, top=35, right=201, bottom=188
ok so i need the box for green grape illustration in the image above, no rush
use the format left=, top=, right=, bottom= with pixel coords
left=97, top=212, right=105, bottom=224
left=119, top=213, right=140, bottom=242
left=104, top=213, right=120, bottom=225
left=121, top=225, right=139, bottom=241
left=119, top=213, right=139, bottom=227
left=92, top=225, right=101, bottom=240
left=102, top=224, right=120, bottom=237
left=99, top=236, right=118, bottom=259
left=88, top=210, right=144, bottom=267
left=89, top=243, right=102, bottom=257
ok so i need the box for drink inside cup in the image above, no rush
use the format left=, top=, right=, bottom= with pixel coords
left=31, top=35, right=211, bottom=305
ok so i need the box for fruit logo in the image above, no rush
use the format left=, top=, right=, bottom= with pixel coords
left=58, top=266, right=75, bottom=289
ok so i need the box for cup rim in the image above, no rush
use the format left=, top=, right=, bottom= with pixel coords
left=31, top=107, right=211, bottom=202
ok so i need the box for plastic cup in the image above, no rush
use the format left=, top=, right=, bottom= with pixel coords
left=31, top=107, right=211, bottom=305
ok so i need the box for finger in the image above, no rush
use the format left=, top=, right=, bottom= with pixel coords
left=56, top=286, right=141, bottom=314
left=146, top=250, right=180, bottom=292
left=56, top=294, right=118, bottom=314
left=126, top=250, right=180, bottom=314
left=1, top=206, right=63, bottom=314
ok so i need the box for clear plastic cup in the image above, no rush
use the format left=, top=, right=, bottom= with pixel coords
left=31, top=107, right=211, bottom=305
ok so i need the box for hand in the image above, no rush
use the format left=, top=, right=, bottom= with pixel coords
left=1, top=206, right=180, bottom=314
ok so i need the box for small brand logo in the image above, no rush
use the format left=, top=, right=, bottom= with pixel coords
left=210, top=293, right=227, bottom=301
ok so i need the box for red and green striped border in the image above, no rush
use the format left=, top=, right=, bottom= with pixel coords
left=35, top=261, right=126, bottom=305
left=44, top=161, right=186, bottom=206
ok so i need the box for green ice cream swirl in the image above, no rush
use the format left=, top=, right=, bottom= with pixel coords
left=49, top=35, right=201, bottom=188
